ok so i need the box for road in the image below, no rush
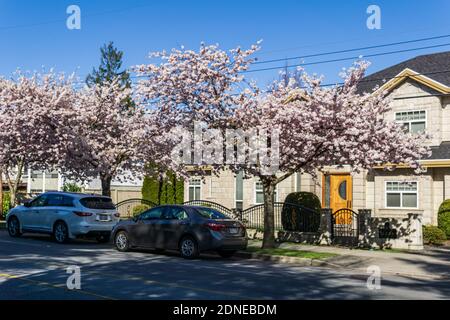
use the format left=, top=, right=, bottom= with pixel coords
left=0, top=230, right=448, bottom=300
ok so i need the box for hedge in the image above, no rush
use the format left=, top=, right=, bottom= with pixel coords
left=423, top=225, right=447, bottom=246
left=437, top=199, right=450, bottom=238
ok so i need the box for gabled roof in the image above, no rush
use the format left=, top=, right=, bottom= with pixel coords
left=357, top=51, right=450, bottom=94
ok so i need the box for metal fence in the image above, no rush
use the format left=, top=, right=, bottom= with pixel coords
left=240, top=202, right=321, bottom=232
left=115, top=198, right=158, bottom=218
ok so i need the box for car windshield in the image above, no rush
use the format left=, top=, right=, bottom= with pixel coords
left=79, top=197, right=115, bottom=210
left=195, top=207, right=230, bottom=220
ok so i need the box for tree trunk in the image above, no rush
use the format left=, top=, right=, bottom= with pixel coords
left=100, top=174, right=112, bottom=197
left=262, top=180, right=276, bottom=249
left=5, top=162, right=24, bottom=207
left=157, top=173, right=163, bottom=205
left=0, top=169, right=3, bottom=217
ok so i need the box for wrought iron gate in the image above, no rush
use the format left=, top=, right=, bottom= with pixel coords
left=331, top=208, right=359, bottom=245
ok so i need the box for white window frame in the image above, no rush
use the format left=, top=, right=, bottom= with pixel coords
left=188, top=178, right=202, bottom=201
left=384, top=181, right=419, bottom=209
left=395, top=110, right=427, bottom=134
left=254, top=181, right=278, bottom=205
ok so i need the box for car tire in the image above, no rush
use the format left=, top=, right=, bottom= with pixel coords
left=217, top=250, right=237, bottom=258
left=53, top=221, right=69, bottom=244
left=114, top=231, right=130, bottom=252
left=179, top=236, right=199, bottom=259
left=7, top=217, right=22, bottom=238
left=96, top=235, right=110, bottom=243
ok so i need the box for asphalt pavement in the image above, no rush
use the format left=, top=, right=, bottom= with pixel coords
left=0, top=230, right=449, bottom=300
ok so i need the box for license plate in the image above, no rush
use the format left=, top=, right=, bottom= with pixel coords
left=99, top=214, right=110, bottom=221
left=228, top=228, right=239, bottom=234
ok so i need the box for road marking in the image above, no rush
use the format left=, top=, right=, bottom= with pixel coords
left=0, top=272, right=117, bottom=300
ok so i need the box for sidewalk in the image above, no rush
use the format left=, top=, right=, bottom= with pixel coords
left=246, top=240, right=450, bottom=280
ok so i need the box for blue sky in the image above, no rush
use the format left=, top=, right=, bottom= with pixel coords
left=0, top=0, right=449, bottom=87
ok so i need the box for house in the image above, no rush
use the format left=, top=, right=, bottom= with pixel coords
left=1, top=169, right=143, bottom=205
left=184, top=51, right=450, bottom=227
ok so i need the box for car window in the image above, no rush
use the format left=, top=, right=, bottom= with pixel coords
left=30, top=195, right=47, bottom=208
left=79, top=197, right=115, bottom=210
left=195, top=207, right=229, bottom=220
left=164, top=207, right=189, bottom=220
left=46, top=194, right=74, bottom=207
left=140, top=207, right=164, bottom=220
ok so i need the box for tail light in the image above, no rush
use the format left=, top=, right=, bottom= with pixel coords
left=205, top=222, right=226, bottom=232
left=73, top=211, right=93, bottom=217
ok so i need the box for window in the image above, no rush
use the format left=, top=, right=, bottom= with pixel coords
left=188, top=179, right=201, bottom=201
left=296, top=173, right=301, bottom=192
left=140, top=207, right=164, bottom=220
left=235, top=171, right=244, bottom=210
left=46, top=194, right=74, bottom=207
left=195, top=207, right=229, bottom=220
left=164, top=207, right=189, bottom=220
left=395, top=111, right=426, bottom=134
left=30, top=195, right=48, bottom=207
left=385, top=181, right=418, bottom=208
left=255, top=181, right=277, bottom=204
left=79, top=197, right=115, bottom=210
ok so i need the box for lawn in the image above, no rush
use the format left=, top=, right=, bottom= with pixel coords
left=245, top=247, right=338, bottom=260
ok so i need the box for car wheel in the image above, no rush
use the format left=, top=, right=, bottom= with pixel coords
left=217, top=250, right=237, bottom=258
left=7, top=217, right=22, bottom=238
left=96, top=235, right=110, bottom=243
left=53, top=221, right=69, bottom=244
left=115, top=231, right=130, bottom=252
left=179, top=236, right=199, bottom=259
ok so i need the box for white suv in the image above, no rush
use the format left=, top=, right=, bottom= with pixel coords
left=6, top=192, right=120, bottom=243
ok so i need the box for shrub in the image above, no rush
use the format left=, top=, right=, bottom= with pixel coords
left=437, top=199, right=450, bottom=237
left=281, top=192, right=321, bottom=232
left=132, top=204, right=150, bottom=217
left=423, top=225, right=447, bottom=246
left=63, top=183, right=82, bottom=193
left=1, top=193, right=11, bottom=220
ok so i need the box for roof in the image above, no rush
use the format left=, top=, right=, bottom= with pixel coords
left=428, top=142, right=450, bottom=160
left=357, top=51, right=450, bottom=94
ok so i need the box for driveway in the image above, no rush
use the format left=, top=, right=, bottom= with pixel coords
left=0, top=230, right=449, bottom=300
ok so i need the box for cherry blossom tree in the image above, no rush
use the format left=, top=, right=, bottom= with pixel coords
left=231, top=62, right=430, bottom=248
left=136, top=43, right=430, bottom=249
left=62, top=78, right=164, bottom=197
left=0, top=72, right=75, bottom=206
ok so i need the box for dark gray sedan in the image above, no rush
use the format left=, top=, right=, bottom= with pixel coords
left=111, top=205, right=247, bottom=259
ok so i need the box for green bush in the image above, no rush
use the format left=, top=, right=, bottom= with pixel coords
left=132, top=204, right=150, bottom=217
left=63, top=183, right=82, bottom=193
left=437, top=199, right=450, bottom=237
left=423, top=225, right=447, bottom=246
left=1, top=193, right=11, bottom=220
left=281, top=192, right=321, bottom=231
left=142, top=167, right=184, bottom=205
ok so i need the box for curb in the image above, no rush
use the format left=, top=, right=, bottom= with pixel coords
left=234, top=251, right=331, bottom=267
left=0, top=222, right=5, bottom=230
left=235, top=250, right=449, bottom=280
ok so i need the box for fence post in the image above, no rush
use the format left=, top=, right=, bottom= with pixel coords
left=318, top=208, right=332, bottom=245
left=358, top=209, right=371, bottom=248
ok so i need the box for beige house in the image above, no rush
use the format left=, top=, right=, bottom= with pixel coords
left=185, top=51, right=450, bottom=227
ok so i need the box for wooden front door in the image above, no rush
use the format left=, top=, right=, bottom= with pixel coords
left=323, top=174, right=353, bottom=213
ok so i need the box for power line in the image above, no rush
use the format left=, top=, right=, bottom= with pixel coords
left=242, top=42, right=450, bottom=74
left=253, top=34, right=450, bottom=65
